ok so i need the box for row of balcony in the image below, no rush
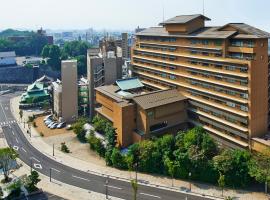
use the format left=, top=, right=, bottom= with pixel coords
left=133, top=71, right=249, bottom=118
left=133, top=70, right=249, bottom=111
left=133, top=59, right=249, bottom=90
left=132, top=64, right=249, bottom=102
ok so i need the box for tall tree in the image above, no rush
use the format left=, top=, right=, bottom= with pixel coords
left=0, top=148, right=18, bottom=182
left=248, top=150, right=270, bottom=193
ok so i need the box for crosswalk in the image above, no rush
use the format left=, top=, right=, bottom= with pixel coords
left=0, top=120, right=17, bottom=127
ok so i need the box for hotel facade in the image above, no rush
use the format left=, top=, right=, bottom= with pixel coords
left=131, top=14, right=270, bottom=150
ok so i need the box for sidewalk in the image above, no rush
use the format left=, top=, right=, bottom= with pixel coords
left=10, top=96, right=268, bottom=200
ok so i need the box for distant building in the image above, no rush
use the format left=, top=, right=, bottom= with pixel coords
left=20, top=82, right=49, bottom=105
left=95, top=78, right=188, bottom=147
left=121, top=33, right=129, bottom=59
left=8, top=28, right=53, bottom=45
left=0, top=51, right=16, bottom=67
left=87, top=48, right=123, bottom=119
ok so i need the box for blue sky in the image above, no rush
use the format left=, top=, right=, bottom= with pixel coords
left=0, top=0, right=269, bottom=31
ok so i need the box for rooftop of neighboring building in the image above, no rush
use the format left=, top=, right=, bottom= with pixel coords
left=137, top=14, right=270, bottom=39
left=0, top=51, right=16, bottom=58
left=96, top=78, right=187, bottom=109
left=116, top=77, right=144, bottom=91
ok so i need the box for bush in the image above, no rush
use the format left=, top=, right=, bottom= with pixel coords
left=28, top=115, right=35, bottom=123
left=88, top=132, right=105, bottom=157
left=40, top=132, right=44, bottom=137
left=61, top=142, right=70, bottom=153
left=110, top=148, right=127, bottom=169
left=24, top=171, right=41, bottom=193
left=33, top=122, right=37, bottom=127
left=92, top=115, right=108, bottom=134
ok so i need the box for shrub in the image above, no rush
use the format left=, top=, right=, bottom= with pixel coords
left=40, top=132, right=44, bottom=137
left=33, top=122, right=37, bottom=127
left=110, top=148, right=127, bottom=169
left=61, top=142, right=70, bottom=153
left=28, top=115, right=35, bottom=123
left=24, top=171, right=41, bottom=193
left=88, top=133, right=105, bottom=157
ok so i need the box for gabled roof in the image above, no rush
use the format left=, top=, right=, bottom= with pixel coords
left=27, top=82, right=44, bottom=91
left=116, top=77, right=144, bottom=91
left=218, top=23, right=270, bottom=38
left=133, top=89, right=186, bottom=110
left=35, top=75, right=53, bottom=84
left=159, top=14, right=210, bottom=26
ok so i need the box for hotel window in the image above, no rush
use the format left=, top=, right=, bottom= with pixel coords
left=215, top=64, right=222, bottom=69
left=240, top=105, right=248, bottom=112
left=202, top=40, right=209, bottom=45
left=190, top=39, right=197, bottom=44
left=202, top=63, right=209, bottom=67
left=231, top=40, right=243, bottom=47
left=240, top=68, right=248, bottom=73
left=226, top=66, right=236, bottom=71
left=240, top=80, right=248, bottom=86
left=227, top=102, right=236, bottom=108
left=169, top=75, right=176, bottom=80
left=227, top=78, right=235, bottom=83
left=240, top=93, right=248, bottom=99
left=202, top=52, right=209, bottom=56
left=214, top=40, right=222, bottom=46
left=227, top=90, right=236, bottom=96
left=246, top=40, right=254, bottom=48
left=191, top=50, right=197, bottom=54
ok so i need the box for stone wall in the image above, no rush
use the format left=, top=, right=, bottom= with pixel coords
left=0, top=65, right=61, bottom=84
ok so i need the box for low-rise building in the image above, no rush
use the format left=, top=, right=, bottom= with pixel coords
left=0, top=51, right=16, bottom=67
left=20, top=82, right=49, bottom=105
left=95, top=78, right=188, bottom=147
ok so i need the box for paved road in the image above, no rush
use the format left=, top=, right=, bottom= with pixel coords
left=0, top=93, right=213, bottom=200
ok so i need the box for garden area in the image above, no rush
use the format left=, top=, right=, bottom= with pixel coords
left=71, top=115, right=270, bottom=193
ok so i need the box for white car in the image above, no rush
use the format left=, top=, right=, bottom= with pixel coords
left=47, top=122, right=55, bottom=128
left=57, top=122, right=66, bottom=129
left=43, top=115, right=52, bottom=122
left=45, top=119, right=52, bottom=125
left=50, top=123, right=58, bottom=129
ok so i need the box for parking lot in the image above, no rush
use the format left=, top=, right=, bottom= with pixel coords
left=34, top=116, right=73, bottom=137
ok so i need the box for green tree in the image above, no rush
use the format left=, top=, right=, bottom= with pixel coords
left=7, top=179, right=22, bottom=198
left=72, top=118, right=88, bottom=143
left=248, top=150, right=270, bottom=193
left=41, top=44, right=50, bottom=58
left=61, top=142, right=70, bottom=153
left=75, top=55, right=87, bottom=76
left=105, top=122, right=117, bottom=148
left=110, top=148, right=127, bottom=169
left=218, top=173, right=225, bottom=196
left=164, top=157, right=176, bottom=186
left=24, top=171, right=41, bottom=193
left=0, top=147, right=18, bottom=182
left=213, top=149, right=252, bottom=187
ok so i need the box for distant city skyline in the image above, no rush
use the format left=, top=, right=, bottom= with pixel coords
left=1, top=0, right=270, bottom=32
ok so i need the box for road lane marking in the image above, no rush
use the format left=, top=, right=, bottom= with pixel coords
left=72, top=175, right=90, bottom=182
left=31, top=157, right=40, bottom=162
left=140, top=193, right=161, bottom=199
left=12, top=131, right=14, bottom=136
left=13, top=146, right=19, bottom=151
left=33, top=163, right=42, bottom=169
left=15, top=138, right=19, bottom=143
left=105, top=185, right=122, bottom=190
left=21, top=148, right=27, bottom=153
left=0, top=103, right=8, bottom=121
left=51, top=168, right=60, bottom=173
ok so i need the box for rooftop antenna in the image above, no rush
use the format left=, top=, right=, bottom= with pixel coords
left=162, top=0, right=165, bottom=23
left=203, top=0, right=205, bottom=15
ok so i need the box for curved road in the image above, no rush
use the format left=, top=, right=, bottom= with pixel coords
left=0, top=93, right=212, bottom=200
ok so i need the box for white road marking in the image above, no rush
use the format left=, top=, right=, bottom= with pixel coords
left=51, top=168, right=60, bottom=173
left=12, top=131, right=14, bottom=136
left=13, top=145, right=19, bottom=151
left=33, top=163, right=42, bottom=169
left=140, top=193, right=161, bottom=199
left=105, top=185, right=122, bottom=190
left=15, top=138, right=19, bottom=143
left=21, top=148, right=27, bottom=153
left=72, top=175, right=90, bottom=182
left=0, top=103, right=8, bottom=121
left=31, top=157, right=40, bottom=162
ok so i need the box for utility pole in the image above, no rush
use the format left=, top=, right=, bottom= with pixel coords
left=50, top=168, right=52, bottom=182
left=105, top=176, right=109, bottom=199
left=30, top=158, right=33, bottom=173
left=189, top=172, right=192, bottom=191
left=53, top=143, right=55, bottom=156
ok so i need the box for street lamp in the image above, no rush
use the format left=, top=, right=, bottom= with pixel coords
left=27, top=123, right=31, bottom=137
left=188, top=172, right=192, bottom=191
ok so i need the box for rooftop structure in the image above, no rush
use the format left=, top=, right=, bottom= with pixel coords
left=0, top=51, right=16, bottom=67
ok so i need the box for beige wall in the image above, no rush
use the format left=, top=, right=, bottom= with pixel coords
left=61, top=60, right=78, bottom=123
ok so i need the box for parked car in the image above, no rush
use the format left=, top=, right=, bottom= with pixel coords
left=43, top=115, right=52, bottom=122
left=57, top=122, right=66, bottom=129
left=45, top=119, right=52, bottom=125
left=47, top=122, right=55, bottom=128
left=50, top=123, right=59, bottom=129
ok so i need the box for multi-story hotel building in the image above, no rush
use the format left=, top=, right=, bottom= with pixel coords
left=131, top=14, right=270, bottom=150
